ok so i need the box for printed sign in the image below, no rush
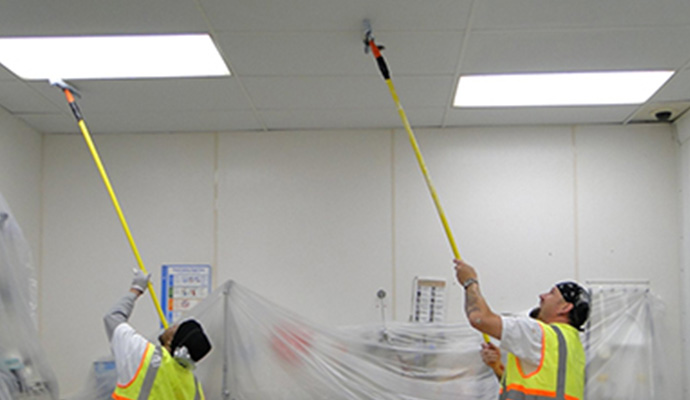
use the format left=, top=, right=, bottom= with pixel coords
left=161, top=264, right=211, bottom=326
left=410, top=277, right=446, bottom=323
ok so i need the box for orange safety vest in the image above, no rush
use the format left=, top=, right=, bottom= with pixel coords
left=499, top=322, right=585, bottom=400
left=112, top=343, right=205, bottom=400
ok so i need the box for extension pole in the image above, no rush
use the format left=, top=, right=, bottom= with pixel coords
left=53, top=81, right=169, bottom=329
left=364, top=29, right=461, bottom=261
left=363, top=25, right=489, bottom=342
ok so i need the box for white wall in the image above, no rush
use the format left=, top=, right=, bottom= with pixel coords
left=216, top=130, right=394, bottom=323
left=395, top=126, right=578, bottom=318
left=40, top=124, right=682, bottom=397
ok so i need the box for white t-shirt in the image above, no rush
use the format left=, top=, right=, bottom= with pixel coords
left=499, top=315, right=544, bottom=370
left=111, top=323, right=150, bottom=385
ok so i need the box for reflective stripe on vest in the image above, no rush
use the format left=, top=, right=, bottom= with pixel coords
left=499, top=323, right=583, bottom=400
left=113, top=344, right=202, bottom=400
left=138, top=346, right=162, bottom=400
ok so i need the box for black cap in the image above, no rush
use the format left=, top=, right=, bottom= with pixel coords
left=171, top=319, right=212, bottom=362
left=555, top=281, right=590, bottom=331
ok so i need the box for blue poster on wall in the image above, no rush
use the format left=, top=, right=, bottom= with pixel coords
left=161, top=264, right=212, bottom=326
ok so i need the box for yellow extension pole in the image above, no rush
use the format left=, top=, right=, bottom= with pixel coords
left=366, top=37, right=490, bottom=343
left=57, top=86, right=169, bottom=329
left=383, top=78, right=461, bottom=259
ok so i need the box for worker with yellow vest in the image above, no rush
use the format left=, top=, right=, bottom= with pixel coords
left=104, top=270, right=212, bottom=399
left=453, top=259, right=589, bottom=400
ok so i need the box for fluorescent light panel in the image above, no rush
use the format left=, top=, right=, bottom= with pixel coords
left=454, top=70, right=674, bottom=107
left=0, top=34, right=230, bottom=80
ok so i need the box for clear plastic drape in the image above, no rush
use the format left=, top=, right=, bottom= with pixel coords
left=0, top=195, right=58, bottom=399
left=194, top=281, right=671, bottom=400
left=584, top=284, right=669, bottom=400
left=191, top=281, right=498, bottom=400
left=69, top=280, right=670, bottom=400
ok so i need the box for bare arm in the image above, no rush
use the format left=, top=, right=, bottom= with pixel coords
left=454, top=259, right=503, bottom=339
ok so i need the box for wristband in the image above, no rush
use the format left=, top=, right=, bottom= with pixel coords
left=463, top=278, right=478, bottom=290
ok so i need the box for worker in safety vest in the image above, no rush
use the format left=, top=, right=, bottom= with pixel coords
left=104, top=269, right=212, bottom=399
left=454, top=259, right=589, bottom=400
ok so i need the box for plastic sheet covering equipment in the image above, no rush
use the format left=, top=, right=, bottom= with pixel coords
left=69, top=279, right=671, bottom=400
left=195, top=282, right=497, bottom=399
left=66, top=356, right=116, bottom=400
left=585, top=284, right=670, bottom=400
left=0, top=194, right=59, bottom=399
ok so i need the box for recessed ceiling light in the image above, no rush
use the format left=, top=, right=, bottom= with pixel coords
left=453, top=70, right=674, bottom=107
left=0, top=34, right=230, bottom=80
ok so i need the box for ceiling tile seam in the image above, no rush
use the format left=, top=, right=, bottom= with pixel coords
left=233, top=73, right=450, bottom=78
left=252, top=106, right=443, bottom=111
left=467, top=25, right=690, bottom=34
left=26, top=84, right=73, bottom=117
left=192, top=0, right=269, bottom=131
left=0, top=66, right=69, bottom=116
left=441, top=0, right=478, bottom=128
left=211, top=28, right=471, bottom=34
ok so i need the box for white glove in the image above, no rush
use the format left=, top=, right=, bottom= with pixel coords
left=131, top=269, right=151, bottom=293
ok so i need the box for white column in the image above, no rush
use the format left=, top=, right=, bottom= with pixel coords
left=676, top=115, right=690, bottom=399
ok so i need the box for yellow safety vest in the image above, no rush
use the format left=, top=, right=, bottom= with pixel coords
left=500, top=322, right=585, bottom=400
left=112, top=343, right=205, bottom=400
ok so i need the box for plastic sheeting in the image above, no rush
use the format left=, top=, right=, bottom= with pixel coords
left=585, top=284, right=670, bottom=400
left=0, top=195, right=58, bottom=399
left=70, top=279, right=670, bottom=400
left=194, top=282, right=497, bottom=400
left=66, top=356, right=116, bottom=400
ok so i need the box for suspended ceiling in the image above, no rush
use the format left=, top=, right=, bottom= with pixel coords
left=1, top=0, right=690, bottom=134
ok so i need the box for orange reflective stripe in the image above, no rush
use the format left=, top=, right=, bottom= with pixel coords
left=501, top=323, right=584, bottom=400
left=111, top=393, right=131, bottom=400
left=116, top=343, right=153, bottom=389
left=515, top=322, right=546, bottom=379
left=505, top=383, right=557, bottom=397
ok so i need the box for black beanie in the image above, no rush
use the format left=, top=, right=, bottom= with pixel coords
left=555, top=281, right=590, bottom=331
left=171, top=319, right=212, bottom=362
